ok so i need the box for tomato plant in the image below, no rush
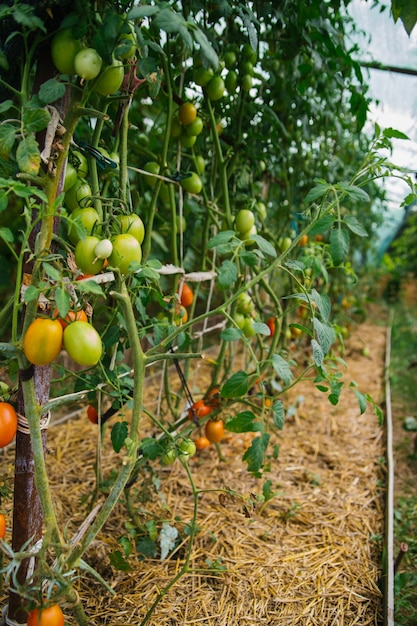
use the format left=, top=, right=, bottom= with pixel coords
left=206, top=75, right=225, bottom=100
left=23, top=319, right=63, bottom=367
left=63, top=321, right=103, bottom=367
left=0, top=402, right=18, bottom=448
left=205, top=419, right=225, bottom=444
left=26, top=604, right=65, bottom=626
left=114, top=214, right=145, bottom=245
left=180, top=172, right=202, bottom=194
left=67, top=207, right=101, bottom=244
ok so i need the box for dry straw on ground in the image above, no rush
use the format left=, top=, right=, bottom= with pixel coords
left=1, top=315, right=387, bottom=625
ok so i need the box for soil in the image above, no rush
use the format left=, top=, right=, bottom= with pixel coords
left=0, top=305, right=390, bottom=626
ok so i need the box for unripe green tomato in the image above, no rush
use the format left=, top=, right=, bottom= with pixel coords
left=233, top=311, right=246, bottom=330
left=241, top=43, right=257, bottom=63
left=64, top=162, right=77, bottom=192
left=181, top=172, right=202, bottom=194
left=115, top=32, right=137, bottom=60
left=179, top=438, right=197, bottom=462
left=143, top=161, right=160, bottom=187
left=193, top=66, right=214, bottom=86
left=51, top=28, right=82, bottom=75
left=225, top=70, right=238, bottom=93
left=185, top=116, right=203, bottom=137
left=223, top=50, right=237, bottom=69
left=242, top=316, right=256, bottom=338
left=109, top=234, right=142, bottom=275
left=206, top=76, right=225, bottom=101
left=75, top=236, right=104, bottom=275
left=170, top=116, right=182, bottom=138
left=240, top=225, right=257, bottom=243
left=255, top=201, right=267, bottom=221
left=94, top=59, right=124, bottom=96
left=180, top=133, right=197, bottom=148
left=63, top=320, right=102, bottom=367
left=115, top=214, right=145, bottom=244
left=241, top=74, right=253, bottom=92
left=72, top=150, right=89, bottom=178
left=279, top=236, right=292, bottom=252
left=65, top=179, right=92, bottom=212
left=195, top=155, right=206, bottom=175
left=241, top=60, right=254, bottom=76
left=74, top=48, right=102, bottom=81
left=235, top=209, right=255, bottom=234
left=161, top=448, right=177, bottom=466
left=68, top=207, right=101, bottom=244
left=159, top=182, right=170, bottom=205
left=236, top=292, right=253, bottom=315
left=176, top=215, right=187, bottom=233
left=94, top=238, right=113, bottom=259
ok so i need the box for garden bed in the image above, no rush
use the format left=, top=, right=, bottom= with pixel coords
left=1, top=309, right=388, bottom=625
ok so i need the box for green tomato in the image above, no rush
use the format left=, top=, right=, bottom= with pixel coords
left=72, top=150, right=89, bottom=178
left=161, top=448, right=177, bottom=466
left=241, top=60, right=254, bottom=76
left=170, top=116, right=183, bottom=138
left=241, top=74, right=253, bottom=92
left=255, top=201, right=267, bottom=221
left=241, top=43, right=257, bottom=63
left=235, top=209, right=255, bottom=234
left=65, top=179, right=92, bottom=212
left=51, top=28, right=82, bottom=75
left=279, top=236, right=292, bottom=252
left=242, top=316, right=256, bottom=338
left=206, top=76, right=225, bottom=101
left=176, top=215, right=187, bottom=233
left=63, top=321, right=102, bottom=367
left=74, top=236, right=104, bottom=275
left=223, top=50, right=237, bottom=69
left=193, top=66, right=214, bottom=86
left=236, top=292, right=253, bottom=315
left=185, top=116, right=204, bottom=137
left=115, top=32, right=137, bottom=60
left=74, top=48, right=102, bottom=81
left=225, top=70, right=238, bottom=93
left=179, top=438, right=197, bottom=462
left=233, top=311, right=246, bottom=330
left=143, top=161, right=160, bottom=187
left=68, top=207, right=101, bottom=245
left=109, top=234, right=142, bottom=275
left=63, top=162, right=77, bottom=192
left=240, top=225, right=257, bottom=243
left=180, top=133, right=197, bottom=148
left=115, top=214, right=145, bottom=245
left=94, top=59, right=124, bottom=96
left=180, top=172, right=202, bottom=194
left=195, top=155, right=206, bottom=175
left=94, top=238, right=113, bottom=259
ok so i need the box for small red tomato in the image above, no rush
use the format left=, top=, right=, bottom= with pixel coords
left=188, top=399, right=211, bottom=420
left=178, top=283, right=194, bottom=307
left=195, top=436, right=211, bottom=450
left=266, top=317, right=276, bottom=337
left=87, top=405, right=98, bottom=424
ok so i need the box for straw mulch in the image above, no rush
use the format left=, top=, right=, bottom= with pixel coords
left=1, top=314, right=387, bottom=626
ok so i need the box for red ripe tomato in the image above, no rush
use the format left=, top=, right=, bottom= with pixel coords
left=87, top=405, right=99, bottom=424
left=179, top=283, right=194, bottom=307
left=266, top=317, right=276, bottom=337
left=205, top=419, right=225, bottom=443
left=0, top=513, right=6, bottom=539
left=53, top=309, right=88, bottom=330
left=0, top=402, right=17, bottom=448
left=195, top=436, right=211, bottom=450
left=205, top=386, right=221, bottom=409
left=23, top=318, right=63, bottom=366
left=63, top=321, right=102, bottom=367
left=188, top=399, right=211, bottom=420
left=27, top=604, right=65, bottom=626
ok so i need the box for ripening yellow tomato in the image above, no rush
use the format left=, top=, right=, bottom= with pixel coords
left=23, top=318, right=63, bottom=366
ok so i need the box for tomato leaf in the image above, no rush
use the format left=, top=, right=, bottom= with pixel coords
left=0, top=226, right=13, bottom=243
left=272, top=354, right=293, bottom=386
left=55, top=286, right=70, bottom=318
left=23, top=285, right=39, bottom=303
left=128, top=5, right=160, bottom=19
left=0, top=124, right=16, bottom=158
left=111, top=421, right=129, bottom=453
left=272, top=400, right=285, bottom=430
left=221, top=370, right=249, bottom=398
left=311, top=288, right=331, bottom=322
left=140, top=437, right=163, bottom=460
left=312, top=318, right=333, bottom=354
left=192, top=26, right=219, bottom=70
left=305, top=180, right=330, bottom=203
left=250, top=234, right=277, bottom=258
left=226, top=411, right=263, bottom=433
left=16, top=135, right=40, bottom=175
left=383, top=127, right=409, bottom=140
left=75, top=280, right=104, bottom=296
left=43, top=262, right=61, bottom=282
left=329, top=227, right=350, bottom=266
left=160, top=523, right=178, bottom=560
left=311, top=339, right=324, bottom=367
left=109, top=549, right=132, bottom=571
left=309, top=215, right=334, bottom=235
left=208, top=230, right=235, bottom=249
left=343, top=215, right=368, bottom=237
left=242, top=433, right=270, bottom=476
left=339, top=184, right=370, bottom=203
left=38, top=79, right=66, bottom=105
left=220, top=327, right=243, bottom=341
left=252, top=321, right=270, bottom=335
left=217, top=259, right=238, bottom=289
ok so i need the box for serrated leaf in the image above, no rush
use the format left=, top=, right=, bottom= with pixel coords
left=16, top=135, right=40, bottom=175
left=192, top=26, right=219, bottom=70
left=109, top=550, right=132, bottom=571
left=111, top=421, right=128, bottom=453
left=272, top=400, right=285, bottom=430
left=329, top=228, right=350, bottom=266
left=23, top=107, right=51, bottom=133
left=311, top=288, right=331, bottom=321
left=160, top=523, right=178, bottom=561
left=305, top=182, right=330, bottom=203
left=42, top=262, right=61, bottom=282
left=240, top=250, right=259, bottom=267
left=221, top=370, right=249, bottom=398
left=272, top=354, right=293, bottom=386
left=344, top=215, right=368, bottom=237
left=309, top=215, right=335, bottom=235
left=23, top=285, right=39, bottom=303
left=154, top=7, right=185, bottom=33
left=38, top=79, right=66, bottom=105
left=208, top=230, right=235, bottom=249
left=217, top=259, right=238, bottom=289
left=250, top=234, right=277, bottom=258
left=13, top=5, right=46, bottom=32
left=0, top=226, right=13, bottom=243
left=226, top=411, right=263, bottom=433
left=242, top=433, right=270, bottom=475
left=285, top=260, right=306, bottom=271
left=139, top=437, right=162, bottom=460
left=220, top=327, right=243, bottom=341
left=75, top=280, right=104, bottom=296
left=55, top=287, right=70, bottom=318
left=311, top=338, right=324, bottom=367
left=341, top=185, right=370, bottom=202
left=0, top=124, right=16, bottom=158
left=313, top=318, right=332, bottom=354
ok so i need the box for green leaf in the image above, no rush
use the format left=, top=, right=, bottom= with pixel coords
left=55, top=287, right=70, bottom=318
left=192, top=26, right=219, bottom=70
left=154, top=7, right=185, bottom=33
left=311, top=339, right=324, bottom=367
left=250, top=234, right=277, bottom=258
left=253, top=321, right=270, bottom=335
left=23, top=285, right=39, bottom=303
left=272, top=400, right=285, bottom=430
left=12, top=4, right=46, bottom=32
left=221, top=370, right=249, bottom=398
left=0, top=51, right=9, bottom=72
left=160, top=523, right=178, bottom=560
left=23, top=107, right=50, bottom=133
left=208, top=230, right=235, bottom=249
left=75, top=280, right=104, bottom=296
left=392, top=0, right=417, bottom=34
left=0, top=124, right=16, bottom=158
left=305, top=181, right=330, bottom=203
left=136, top=537, right=158, bottom=558
left=242, top=433, right=270, bottom=475
left=311, top=288, right=331, bottom=321
left=383, top=127, right=409, bottom=140
left=285, top=260, right=306, bottom=272
left=16, top=135, right=40, bottom=175
left=140, top=437, right=163, bottom=460
left=312, top=318, right=332, bottom=354
left=352, top=388, right=367, bottom=415
left=217, top=259, right=238, bottom=289
left=128, top=5, right=160, bottom=19
left=344, top=215, right=368, bottom=237
left=262, top=479, right=277, bottom=503
left=220, top=327, right=243, bottom=341
left=329, top=228, right=350, bottom=266
left=109, top=550, right=132, bottom=571
left=111, top=421, right=129, bottom=453
left=272, top=354, right=293, bottom=386
left=309, top=215, right=334, bottom=235
left=0, top=227, right=13, bottom=243
left=42, top=262, right=61, bottom=282
left=226, top=411, right=263, bottom=433
left=341, top=185, right=370, bottom=203
left=38, top=79, right=67, bottom=105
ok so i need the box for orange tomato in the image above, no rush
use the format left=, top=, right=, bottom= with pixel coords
left=27, top=604, right=65, bottom=626
left=205, top=419, right=224, bottom=443
left=266, top=317, right=276, bottom=337
left=178, top=102, right=197, bottom=126
left=195, top=436, right=211, bottom=450
left=0, top=513, right=6, bottom=539
left=53, top=308, right=88, bottom=329
left=179, top=283, right=194, bottom=307
left=23, top=318, right=63, bottom=366
left=299, top=234, right=308, bottom=247
left=188, top=399, right=211, bottom=420
left=205, top=386, right=221, bottom=409
left=0, top=402, right=18, bottom=448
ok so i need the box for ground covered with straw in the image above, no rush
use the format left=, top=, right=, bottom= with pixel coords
left=1, top=312, right=387, bottom=625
